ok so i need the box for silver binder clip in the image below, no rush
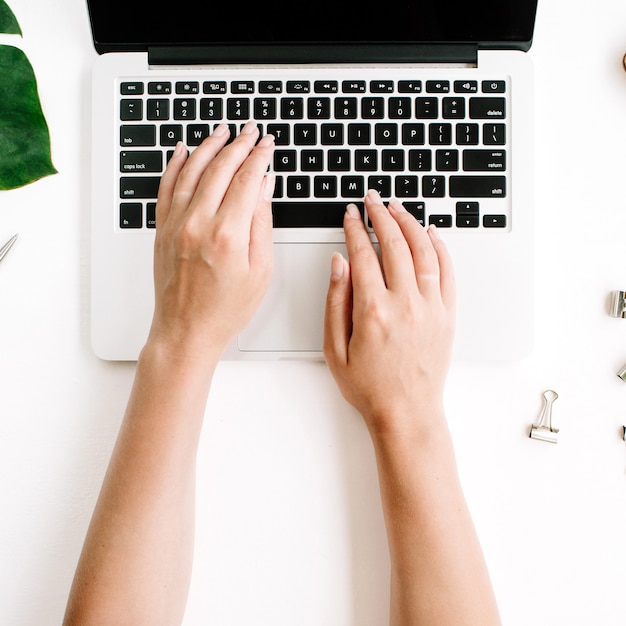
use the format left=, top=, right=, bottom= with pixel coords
left=609, top=291, right=626, bottom=318
left=529, top=390, right=559, bottom=444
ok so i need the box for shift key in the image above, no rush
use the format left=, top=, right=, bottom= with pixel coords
left=449, top=176, right=506, bottom=198
left=120, top=176, right=161, bottom=199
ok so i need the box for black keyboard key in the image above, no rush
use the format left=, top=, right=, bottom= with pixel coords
left=328, top=149, right=350, bottom=171
left=281, top=97, right=304, bottom=119
left=426, top=80, right=450, bottom=93
left=442, top=97, right=465, bottom=119
left=335, top=97, right=358, bottom=119
left=175, top=81, right=199, bottom=94
left=405, top=202, right=425, bottom=224
left=454, top=80, right=477, bottom=93
left=429, top=123, right=452, bottom=145
left=227, top=98, right=250, bottom=120
left=314, top=80, right=338, bottom=93
left=174, top=98, right=197, bottom=120
left=395, top=175, right=419, bottom=197
left=482, top=80, right=506, bottom=93
left=449, top=176, right=506, bottom=198
left=355, top=150, right=377, bottom=171
left=415, top=97, right=438, bottom=119
left=456, top=202, right=480, bottom=214
left=341, top=176, right=365, bottom=197
left=286, top=81, right=310, bottom=93
left=266, top=123, right=290, bottom=145
left=483, top=123, right=506, bottom=145
left=469, top=97, right=506, bottom=119
left=348, top=124, right=371, bottom=145
left=463, top=149, right=506, bottom=172
left=160, top=124, right=183, bottom=146
left=272, top=202, right=358, bottom=227
left=457, top=214, right=479, bottom=227
left=147, top=202, right=156, bottom=228
left=483, top=214, right=507, bottom=227
left=456, top=123, right=479, bottom=145
left=120, top=177, right=161, bottom=199
left=423, top=176, right=445, bottom=197
left=294, top=124, right=317, bottom=145
left=370, top=80, right=394, bottom=93
left=231, top=81, right=255, bottom=94
left=368, top=175, right=392, bottom=197
left=274, top=150, right=297, bottom=171
left=342, top=80, right=366, bottom=93
left=388, top=97, right=412, bottom=119
left=121, top=82, right=144, bottom=95
left=375, top=123, right=398, bottom=145
left=362, top=97, right=385, bottom=119
left=148, top=81, right=171, bottom=94
left=321, top=124, right=344, bottom=145
left=254, top=98, right=277, bottom=119
left=382, top=150, right=404, bottom=171
left=120, top=150, right=163, bottom=173
left=301, top=150, right=324, bottom=171
left=429, top=214, right=453, bottom=227
left=203, top=81, right=227, bottom=94
left=398, top=81, right=422, bottom=93
left=120, top=99, right=143, bottom=121
left=402, top=123, right=425, bottom=145
left=408, top=149, right=432, bottom=171
left=286, top=176, right=310, bottom=197
left=120, top=125, right=156, bottom=147
left=187, top=124, right=210, bottom=146
left=120, top=203, right=143, bottom=228
left=259, top=81, right=283, bottom=94
left=314, top=176, right=338, bottom=197
left=199, top=98, right=223, bottom=120
left=308, top=97, right=331, bottom=119
left=147, top=99, right=170, bottom=120
left=436, top=149, right=459, bottom=171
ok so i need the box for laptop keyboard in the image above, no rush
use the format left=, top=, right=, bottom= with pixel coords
left=118, top=73, right=509, bottom=230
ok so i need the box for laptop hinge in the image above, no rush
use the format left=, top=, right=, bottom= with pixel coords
left=148, top=44, right=478, bottom=66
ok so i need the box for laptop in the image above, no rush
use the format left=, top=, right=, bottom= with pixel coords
left=87, top=0, right=538, bottom=362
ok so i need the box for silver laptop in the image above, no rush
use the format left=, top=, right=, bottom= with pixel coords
left=87, top=0, right=538, bottom=361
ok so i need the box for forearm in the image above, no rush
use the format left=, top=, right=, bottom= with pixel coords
left=371, top=414, right=501, bottom=626
left=64, top=340, right=217, bottom=626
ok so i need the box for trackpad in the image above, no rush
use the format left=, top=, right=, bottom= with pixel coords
left=238, top=243, right=346, bottom=353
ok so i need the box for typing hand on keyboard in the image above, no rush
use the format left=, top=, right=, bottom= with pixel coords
left=147, top=122, right=276, bottom=360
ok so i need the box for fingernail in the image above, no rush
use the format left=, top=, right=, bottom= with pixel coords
left=240, top=121, right=259, bottom=135
left=367, top=188, right=383, bottom=203
left=173, top=141, right=185, bottom=157
left=257, top=133, right=275, bottom=147
left=263, top=173, right=276, bottom=202
left=345, top=203, right=361, bottom=219
left=388, top=198, right=407, bottom=212
left=428, top=224, right=442, bottom=240
left=211, top=123, right=228, bottom=137
left=330, top=251, right=345, bottom=281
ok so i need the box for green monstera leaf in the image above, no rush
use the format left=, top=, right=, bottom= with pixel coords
left=0, top=1, right=57, bottom=190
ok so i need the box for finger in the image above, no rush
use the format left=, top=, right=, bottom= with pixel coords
left=248, top=172, right=276, bottom=277
left=427, top=225, right=456, bottom=309
left=323, top=251, right=352, bottom=368
left=167, top=123, right=232, bottom=220
left=155, top=141, right=188, bottom=228
left=365, top=192, right=416, bottom=291
left=387, top=200, right=442, bottom=298
left=214, top=133, right=275, bottom=232
left=343, top=203, right=386, bottom=299
left=187, top=122, right=262, bottom=219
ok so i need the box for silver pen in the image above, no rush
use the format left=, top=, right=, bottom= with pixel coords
left=0, top=234, right=18, bottom=264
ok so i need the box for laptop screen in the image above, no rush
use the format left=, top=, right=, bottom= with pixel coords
left=87, top=0, right=538, bottom=53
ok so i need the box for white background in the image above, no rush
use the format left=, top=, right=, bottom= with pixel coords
left=2, top=1, right=626, bottom=624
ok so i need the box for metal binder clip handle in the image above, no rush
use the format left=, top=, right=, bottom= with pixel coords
left=529, top=390, right=559, bottom=444
left=610, top=291, right=626, bottom=318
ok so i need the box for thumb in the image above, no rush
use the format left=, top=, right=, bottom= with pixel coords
left=323, top=251, right=352, bottom=367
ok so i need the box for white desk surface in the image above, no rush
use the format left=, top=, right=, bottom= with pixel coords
left=2, top=1, right=626, bottom=624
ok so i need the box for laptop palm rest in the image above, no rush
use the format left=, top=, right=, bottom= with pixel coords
left=238, top=243, right=346, bottom=354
